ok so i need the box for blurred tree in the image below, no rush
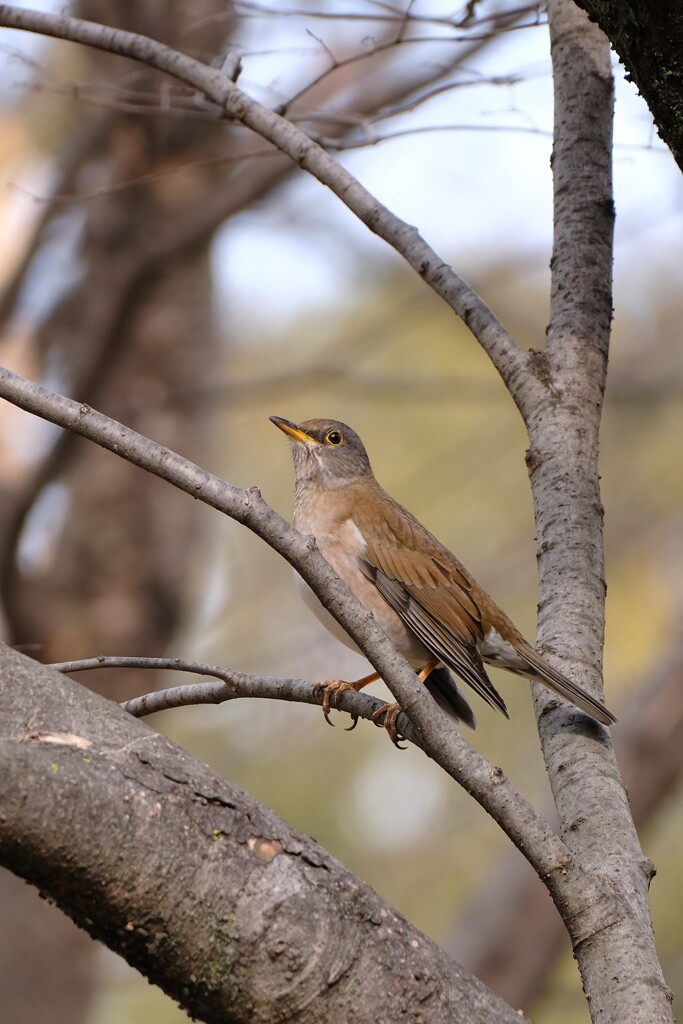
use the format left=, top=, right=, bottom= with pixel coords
left=0, top=3, right=230, bottom=1021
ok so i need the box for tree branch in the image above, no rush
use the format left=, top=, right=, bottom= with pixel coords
left=0, top=643, right=525, bottom=1024
left=574, top=0, right=683, bottom=172
left=0, top=364, right=617, bottom=932
left=449, top=627, right=683, bottom=1006
left=51, top=654, right=403, bottom=728
left=0, top=3, right=530, bottom=395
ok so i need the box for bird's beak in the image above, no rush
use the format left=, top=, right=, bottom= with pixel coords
left=269, top=415, right=319, bottom=445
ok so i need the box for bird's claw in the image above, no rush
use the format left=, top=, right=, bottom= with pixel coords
left=314, top=679, right=356, bottom=729
left=371, top=702, right=407, bottom=749
left=313, top=672, right=383, bottom=736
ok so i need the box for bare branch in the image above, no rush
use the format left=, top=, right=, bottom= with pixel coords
left=314, top=121, right=551, bottom=150
left=231, top=1, right=542, bottom=32
left=51, top=654, right=399, bottom=727
left=0, top=3, right=529, bottom=394
left=278, top=6, right=546, bottom=122
left=450, top=626, right=683, bottom=1007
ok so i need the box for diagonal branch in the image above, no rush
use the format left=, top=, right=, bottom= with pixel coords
left=0, top=363, right=617, bottom=934
left=449, top=627, right=683, bottom=1006
left=574, top=0, right=683, bottom=173
left=0, top=3, right=529, bottom=395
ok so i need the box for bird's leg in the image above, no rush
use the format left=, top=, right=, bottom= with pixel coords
left=417, top=661, right=439, bottom=684
left=370, top=661, right=439, bottom=748
left=314, top=671, right=380, bottom=730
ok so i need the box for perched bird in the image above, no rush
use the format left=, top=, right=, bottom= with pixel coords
left=271, top=415, right=616, bottom=744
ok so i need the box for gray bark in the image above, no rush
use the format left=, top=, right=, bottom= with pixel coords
left=450, top=634, right=683, bottom=1005
left=0, top=643, right=523, bottom=1024
left=515, top=2, right=673, bottom=1020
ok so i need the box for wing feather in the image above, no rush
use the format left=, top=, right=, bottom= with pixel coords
left=349, top=486, right=614, bottom=726
left=360, top=553, right=509, bottom=717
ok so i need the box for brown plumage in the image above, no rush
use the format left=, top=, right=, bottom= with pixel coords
left=271, top=415, right=616, bottom=736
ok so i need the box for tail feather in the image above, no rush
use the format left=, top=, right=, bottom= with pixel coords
left=521, top=646, right=616, bottom=725
left=422, top=666, right=479, bottom=730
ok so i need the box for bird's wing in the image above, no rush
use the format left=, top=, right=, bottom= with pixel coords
left=358, top=505, right=508, bottom=717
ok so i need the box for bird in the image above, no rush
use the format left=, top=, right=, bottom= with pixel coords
left=270, top=415, right=616, bottom=745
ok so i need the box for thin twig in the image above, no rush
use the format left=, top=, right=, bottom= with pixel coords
left=0, top=3, right=529, bottom=394
left=50, top=655, right=415, bottom=732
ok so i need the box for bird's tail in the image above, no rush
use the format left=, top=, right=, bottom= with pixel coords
left=520, top=644, right=616, bottom=726
left=422, top=666, right=478, bottom=730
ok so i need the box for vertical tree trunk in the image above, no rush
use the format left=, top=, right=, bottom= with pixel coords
left=525, top=2, right=672, bottom=1019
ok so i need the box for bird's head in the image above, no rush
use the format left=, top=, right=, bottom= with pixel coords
left=270, top=415, right=373, bottom=488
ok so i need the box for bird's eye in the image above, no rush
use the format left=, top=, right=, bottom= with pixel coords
left=325, top=429, right=343, bottom=446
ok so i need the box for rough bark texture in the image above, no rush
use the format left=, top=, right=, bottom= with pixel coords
left=518, top=2, right=673, bottom=1021
left=575, top=0, right=683, bottom=172
left=0, top=644, right=524, bottom=1024
left=450, top=635, right=683, bottom=1005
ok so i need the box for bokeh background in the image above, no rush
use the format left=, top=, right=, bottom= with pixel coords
left=0, top=2, right=681, bottom=1022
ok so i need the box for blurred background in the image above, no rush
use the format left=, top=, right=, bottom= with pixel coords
left=0, top=1, right=681, bottom=1022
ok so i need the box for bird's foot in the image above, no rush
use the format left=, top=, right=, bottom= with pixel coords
left=371, top=702, right=407, bottom=749
left=314, top=671, right=380, bottom=731
left=314, top=679, right=359, bottom=730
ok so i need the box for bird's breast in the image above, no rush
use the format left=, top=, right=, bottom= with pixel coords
left=293, top=509, right=430, bottom=667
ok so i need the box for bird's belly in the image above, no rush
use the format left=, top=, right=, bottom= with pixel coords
left=295, top=572, right=360, bottom=653
left=294, top=568, right=430, bottom=669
